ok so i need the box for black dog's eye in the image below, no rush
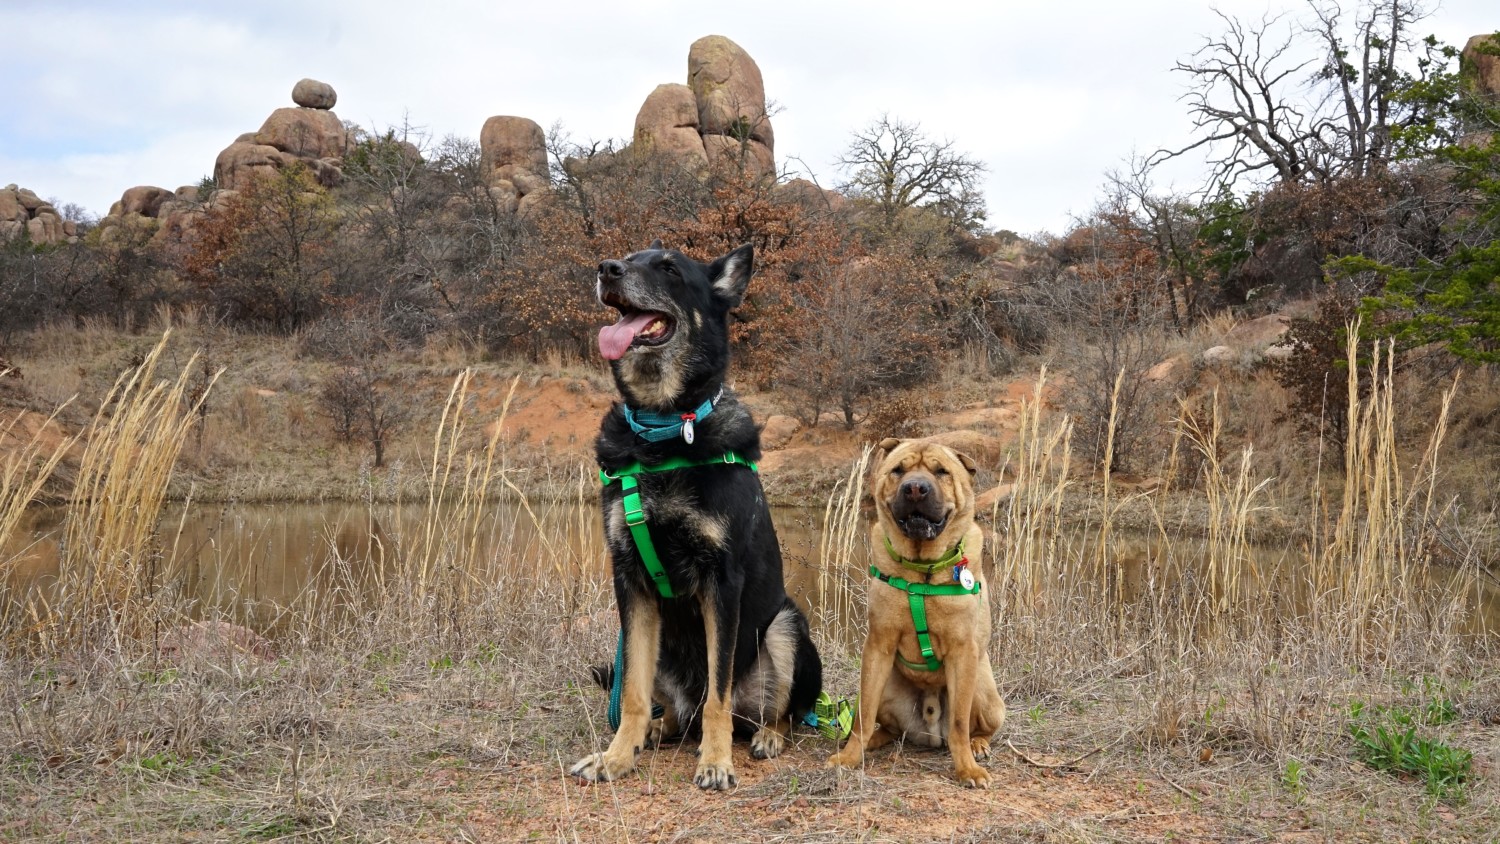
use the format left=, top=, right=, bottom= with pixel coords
left=661, top=262, right=680, bottom=278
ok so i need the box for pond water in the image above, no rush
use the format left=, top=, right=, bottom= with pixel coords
left=1, top=502, right=843, bottom=637
left=4, top=501, right=1496, bottom=642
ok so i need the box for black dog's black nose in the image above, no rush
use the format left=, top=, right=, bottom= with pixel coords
left=598, top=259, right=625, bottom=281
left=901, top=478, right=931, bottom=502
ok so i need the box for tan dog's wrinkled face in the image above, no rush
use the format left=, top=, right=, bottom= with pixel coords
left=873, top=438, right=979, bottom=542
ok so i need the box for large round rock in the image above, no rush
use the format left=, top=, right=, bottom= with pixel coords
left=292, top=78, right=337, bottom=109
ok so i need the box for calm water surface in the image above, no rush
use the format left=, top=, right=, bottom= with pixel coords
left=5, top=502, right=1495, bottom=641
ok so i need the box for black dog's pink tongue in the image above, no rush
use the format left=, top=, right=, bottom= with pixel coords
left=598, top=312, right=658, bottom=360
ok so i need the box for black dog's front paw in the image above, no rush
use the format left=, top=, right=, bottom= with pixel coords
left=693, top=759, right=737, bottom=791
left=749, top=726, right=784, bottom=759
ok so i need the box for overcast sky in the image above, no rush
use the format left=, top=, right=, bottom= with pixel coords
left=2, top=1, right=1494, bottom=236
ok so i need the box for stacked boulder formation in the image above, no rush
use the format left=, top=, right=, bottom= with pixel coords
left=1463, top=34, right=1500, bottom=101
left=633, top=35, right=775, bottom=178
left=479, top=115, right=550, bottom=215
left=0, top=185, right=77, bottom=245
left=96, top=78, right=354, bottom=245
left=214, top=77, right=351, bottom=191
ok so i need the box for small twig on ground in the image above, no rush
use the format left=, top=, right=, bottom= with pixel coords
left=1155, top=767, right=1203, bottom=803
left=1006, top=739, right=1109, bottom=770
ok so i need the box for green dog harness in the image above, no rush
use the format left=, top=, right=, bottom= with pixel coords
left=599, top=451, right=758, bottom=599
left=870, top=538, right=981, bottom=672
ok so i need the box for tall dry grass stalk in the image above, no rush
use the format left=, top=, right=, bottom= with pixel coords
left=38, top=333, right=218, bottom=651
left=998, top=368, right=1074, bottom=616
left=1176, top=389, right=1273, bottom=620
left=1310, top=328, right=1471, bottom=649
left=379, top=371, right=521, bottom=635
left=0, top=405, right=79, bottom=645
left=817, top=445, right=872, bottom=642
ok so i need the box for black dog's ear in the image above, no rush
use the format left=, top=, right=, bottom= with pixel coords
left=649, top=238, right=664, bottom=250
left=708, top=243, right=753, bottom=308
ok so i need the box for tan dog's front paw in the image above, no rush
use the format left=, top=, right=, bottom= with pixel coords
left=826, top=745, right=863, bottom=769
left=693, top=758, right=737, bottom=791
left=568, top=750, right=635, bottom=783
left=970, top=736, right=992, bottom=759
left=955, top=762, right=991, bottom=789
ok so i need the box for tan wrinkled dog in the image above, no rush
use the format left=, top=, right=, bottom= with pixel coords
left=828, top=438, right=1006, bottom=787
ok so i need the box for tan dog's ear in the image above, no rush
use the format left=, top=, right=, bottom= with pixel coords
left=952, top=449, right=979, bottom=476
left=878, top=437, right=901, bottom=452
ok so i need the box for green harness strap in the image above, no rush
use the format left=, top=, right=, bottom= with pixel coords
left=600, top=451, right=758, bottom=599
left=870, top=538, right=981, bottom=672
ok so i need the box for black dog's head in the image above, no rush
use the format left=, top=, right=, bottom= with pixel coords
left=595, top=240, right=752, bottom=410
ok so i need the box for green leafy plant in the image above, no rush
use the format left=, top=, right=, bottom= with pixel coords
left=1281, top=758, right=1307, bottom=799
left=1348, top=701, right=1472, bottom=799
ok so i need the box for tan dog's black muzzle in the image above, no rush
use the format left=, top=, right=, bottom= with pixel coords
left=890, top=472, right=949, bottom=541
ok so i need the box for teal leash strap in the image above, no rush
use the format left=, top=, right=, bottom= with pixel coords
left=606, top=628, right=663, bottom=731
left=607, top=629, right=624, bottom=731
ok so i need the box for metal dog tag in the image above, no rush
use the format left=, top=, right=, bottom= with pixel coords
left=682, top=418, right=695, bottom=444
left=956, top=566, right=975, bottom=590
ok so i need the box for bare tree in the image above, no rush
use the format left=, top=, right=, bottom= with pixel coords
left=1152, top=10, right=1324, bottom=190
left=773, top=256, right=943, bottom=429
left=1152, top=1, right=1439, bottom=192
left=316, top=361, right=411, bottom=468
left=837, top=115, right=988, bottom=233
left=1306, top=0, right=1435, bottom=177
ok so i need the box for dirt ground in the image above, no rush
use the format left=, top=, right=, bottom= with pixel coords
left=464, top=744, right=1232, bottom=843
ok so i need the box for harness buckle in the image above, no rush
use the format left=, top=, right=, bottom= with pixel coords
left=624, top=503, right=647, bottom=527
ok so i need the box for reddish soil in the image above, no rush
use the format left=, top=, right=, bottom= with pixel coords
left=454, top=743, right=1229, bottom=842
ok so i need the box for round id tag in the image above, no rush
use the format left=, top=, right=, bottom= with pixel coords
left=956, top=566, right=975, bottom=590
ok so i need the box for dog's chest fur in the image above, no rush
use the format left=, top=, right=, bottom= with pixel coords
left=597, top=398, right=767, bottom=600
left=868, top=523, right=990, bottom=687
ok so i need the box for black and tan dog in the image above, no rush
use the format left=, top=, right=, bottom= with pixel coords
left=569, top=241, right=822, bottom=792
left=827, top=438, right=1006, bottom=787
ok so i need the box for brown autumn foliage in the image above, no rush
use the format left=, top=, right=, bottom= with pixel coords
left=182, top=164, right=341, bottom=332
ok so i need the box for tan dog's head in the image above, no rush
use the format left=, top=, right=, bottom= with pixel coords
left=873, top=438, right=979, bottom=544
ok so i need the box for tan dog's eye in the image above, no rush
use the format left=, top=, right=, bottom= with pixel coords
left=934, top=466, right=949, bottom=476
left=890, top=467, right=904, bottom=478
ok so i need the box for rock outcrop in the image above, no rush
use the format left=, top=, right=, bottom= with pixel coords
left=214, top=78, right=351, bottom=191
left=292, top=78, right=337, bottom=110
left=633, top=84, right=709, bottom=167
left=631, top=34, right=776, bottom=179
left=0, top=185, right=75, bottom=245
left=1463, top=34, right=1500, bottom=103
left=479, top=115, right=550, bottom=215
left=118, top=185, right=175, bottom=218
left=96, top=181, right=215, bottom=248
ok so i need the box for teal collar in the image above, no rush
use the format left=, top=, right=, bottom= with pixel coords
left=622, top=386, right=723, bottom=444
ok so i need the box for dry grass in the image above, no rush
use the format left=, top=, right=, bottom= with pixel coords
left=0, top=328, right=1497, bottom=841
